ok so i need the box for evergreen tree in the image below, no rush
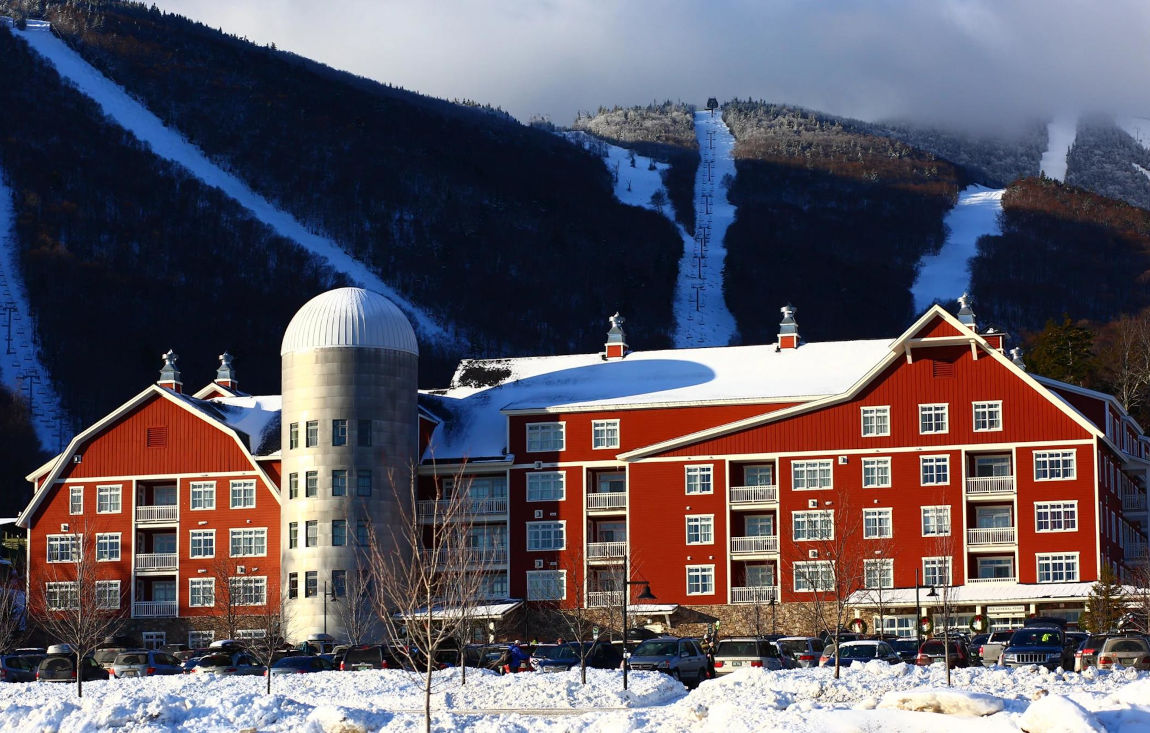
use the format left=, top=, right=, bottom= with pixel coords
left=1080, top=566, right=1127, bottom=633
left=1026, top=315, right=1099, bottom=386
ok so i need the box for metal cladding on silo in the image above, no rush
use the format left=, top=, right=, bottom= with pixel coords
left=280, top=288, right=418, bottom=641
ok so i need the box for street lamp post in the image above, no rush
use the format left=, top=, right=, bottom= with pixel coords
left=914, top=568, right=938, bottom=650
left=621, top=565, right=655, bottom=691
left=322, top=580, right=339, bottom=637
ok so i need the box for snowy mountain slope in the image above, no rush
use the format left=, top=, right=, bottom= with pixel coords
left=912, top=185, right=1004, bottom=312
left=561, top=131, right=671, bottom=212
left=1040, top=115, right=1078, bottom=181
left=15, top=22, right=455, bottom=348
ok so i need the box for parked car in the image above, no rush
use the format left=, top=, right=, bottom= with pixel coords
left=626, top=637, right=710, bottom=686
left=1075, top=634, right=1113, bottom=672
left=174, top=647, right=210, bottom=663
left=111, top=650, right=184, bottom=678
left=0, top=654, right=44, bottom=683
left=37, top=654, right=109, bottom=682
left=978, top=630, right=1016, bottom=666
left=340, top=644, right=405, bottom=671
left=529, top=642, right=623, bottom=673
left=823, top=640, right=902, bottom=667
left=916, top=639, right=972, bottom=668
left=1096, top=634, right=1150, bottom=670
left=999, top=627, right=1073, bottom=670
left=269, top=655, right=337, bottom=676
left=93, top=646, right=138, bottom=673
left=712, top=637, right=788, bottom=674
left=190, top=651, right=264, bottom=676
left=891, top=638, right=921, bottom=664
left=776, top=636, right=825, bottom=668
left=968, top=634, right=989, bottom=664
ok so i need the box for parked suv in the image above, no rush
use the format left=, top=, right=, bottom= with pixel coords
left=111, top=650, right=184, bottom=678
left=1000, top=626, right=1073, bottom=670
left=712, top=637, right=787, bottom=674
left=626, top=637, right=710, bottom=686
left=0, top=654, right=44, bottom=683
left=776, top=636, right=825, bottom=668
left=916, top=639, right=972, bottom=668
left=37, top=654, right=109, bottom=682
left=1096, top=634, right=1150, bottom=670
left=1075, top=633, right=1113, bottom=672
left=341, top=644, right=406, bottom=671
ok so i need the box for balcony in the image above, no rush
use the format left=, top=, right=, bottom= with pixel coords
left=731, top=585, right=778, bottom=604
left=1123, top=491, right=1148, bottom=512
left=132, top=601, right=177, bottom=618
left=587, top=590, right=623, bottom=608
left=136, top=553, right=178, bottom=571
left=1127, top=542, right=1148, bottom=559
left=586, top=492, right=627, bottom=512
left=965, top=476, right=1015, bottom=496
left=967, top=576, right=1017, bottom=584
left=417, top=497, right=508, bottom=520
left=136, top=504, right=178, bottom=524
left=587, top=541, right=627, bottom=562
left=418, top=546, right=508, bottom=567
left=966, top=527, right=1016, bottom=546
left=730, top=535, right=779, bottom=555
left=729, top=485, right=778, bottom=505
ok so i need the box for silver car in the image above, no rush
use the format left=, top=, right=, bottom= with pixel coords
left=190, top=651, right=265, bottom=676
left=626, top=637, right=710, bottom=686
left=111, top=650, right=184, bottom=678
left=712, top=637, right=787, bottom=674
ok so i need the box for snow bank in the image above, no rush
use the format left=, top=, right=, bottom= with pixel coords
left=1017, top=693, right=1105, bottom=733
left=878, top=687, right=1004, bottom=716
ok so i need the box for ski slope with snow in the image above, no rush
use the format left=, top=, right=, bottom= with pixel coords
left=912, top=185, right=1004, bottom=312
left=14, top=22, right=454, bottom=347
left=672, top=110, right=739, bottom=348
left=562, top=131, right=671, bottom=212
left=1040, top=115, right=1078, bottom=181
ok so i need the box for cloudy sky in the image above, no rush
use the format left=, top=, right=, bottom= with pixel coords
left=152, top=1, right=1150, bottom=130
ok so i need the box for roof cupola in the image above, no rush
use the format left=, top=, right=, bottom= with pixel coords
left=215, top=351, right=238, bottom=390
left=1010, top=347, right=1027, bottom=370
left=957, top=292, right=977, bottom=330
left=778, top=304, right=799, bottom=349
left=605, top=312, right=628, bottom=360
left=158, top=349, right=182, bottom=393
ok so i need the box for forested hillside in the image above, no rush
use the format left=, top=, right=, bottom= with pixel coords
left=1066, top=118, right=1150, bottom=210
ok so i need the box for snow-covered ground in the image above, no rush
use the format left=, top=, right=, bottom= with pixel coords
left=911, top=185, right=1004, bottom=312
left=672, top=110, right=738, bottom=348
left=2, top=663, right=1147, bottom=731
left=13, top=22, right=454, bottom=348
left=562, top=131, right=672, bottom=212
left=1040, top=115, right=1078, bottom=182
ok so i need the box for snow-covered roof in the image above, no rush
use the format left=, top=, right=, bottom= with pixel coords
left=849, top=581, right=1114, bottom=606
left=281, top=287, right=418, bottom=356
left=397, top=600, right=523, bottom=621
left=421, top=339, right=893, bottom=460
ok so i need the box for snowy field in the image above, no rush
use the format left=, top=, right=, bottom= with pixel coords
left=3, top=663, right=1148, bottom=732
left=912, top=185, right=1004, bottom=312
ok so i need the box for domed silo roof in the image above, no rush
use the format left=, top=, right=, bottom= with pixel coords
left=281, top=287, right=418, bottom=356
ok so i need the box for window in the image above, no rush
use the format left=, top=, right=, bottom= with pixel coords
left=526, top=472, right=565, bottom=501
left=745, top=515, right=774, bottom=537
left=862, top=458, right=891, bottom=488
left=229, top=528, right=267, bottom=557
left=142, top=631, right=166, bottom=650
left=793, top=510, right=834, bottom=541
left=744, top=465, right=775, bottom=486
left=686, top=565, right=715, bottom=595
left=1035, top=450, right=1076, bottom=480
left=685, top=465, right=714, bottom=495
left=481, top=572, right=509, bottom=599
left=526, top=570, right=566, bottom=600
left=792, top=460, right=833, bottom=490
left=973, top=401, right=1002, bottom=432
left=356, top=520, right=369, bottom=546
left=921, top=506, right=951, bottom=536
left=332, top=520, right=347, bottom=547
left=861, top=406, right=890, bottom=437
left=96, top=533, right=121, bottom=561
left=230, top=577, right=267, bottom=606
left=96, top=580, right=120, bottom=609
left=863, top=508, right=892, bottom=538
left=288, top=573, right=298, bottom=599
left=305, top=471, right=318, bottom=498
left=306, top=520, right=318, bottom=548
left=45, top=582, right=79, bottom=610
left=190, top=481, right=215, bottom=510
left=864, top=558, right=894, bottom=589
left=332, top=419, right=348, bottom=447
left=592, top=419, right=620, bottom=449
left=331, top=470, right=347, bottom=497
left=919, top=404, right=948, bottom=434
left=332, top=570, right=347, bottom=598
left=356, top=471, right=372, bottom=497
left=357, top=419, right=373, bottom=447
left=188, top=630, right=214, bottom=648
left=793, top=561, right=834, bottom=592
left=97, top=484, right=122, bottom=513
left=189, top=529, right=215, bottom=558
left=978, top=557, right=1014, bottom=579
left=526, top=521, right=565, bottom=551
left=305, top=571, right=318, bottom=597
left=189, top=578, right=214, bottom=607
left=289, top=422, right=299, bottom=450
left=526, top=422, right=564, bottom=452
left=1036, top=501, right=1078, bottom=532
left=47, top=534, right=79, bottom=563
left=1037, top=553, right=1079, bottom=583
left=288, top=522, right=298, bottom=549
left=305, top=420, right=318, bottom=447
left=288, top=474, right=298, bottom=500
left=69, top=486, right=83, bottom=515
left=230, top=480, right=256, bottom=509
left=922, top=557, right=952, bottom=587
left=685, top=515, right=714, bottom=545
left=920, top=455, right=950, bottom=485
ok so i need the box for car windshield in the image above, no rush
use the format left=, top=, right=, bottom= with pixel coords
left=200, top=654, right=231, bottom=666
left=633, top=641, right=678, bottom=657
left=1011, top=629, right=1061, bottom=647
left=715, top=641, right=762, bottom=657
left=840, top=644, right=879, bottom=659
left=533, top=645, right=576, bottom=660
left=777, top=640, right=810, bottom=655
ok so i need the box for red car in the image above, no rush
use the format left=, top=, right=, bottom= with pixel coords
left=915, top=639, right=972, bottom=668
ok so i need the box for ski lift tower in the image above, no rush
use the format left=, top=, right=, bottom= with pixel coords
left=705, top=97, right=719, bottom=116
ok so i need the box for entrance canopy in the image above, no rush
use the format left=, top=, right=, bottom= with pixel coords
left=396, top=600, right=522, bottom=622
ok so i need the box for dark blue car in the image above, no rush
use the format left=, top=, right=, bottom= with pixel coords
left=999, top=627, right=1074, bottom=670
left=529, top=642, right=623, bottom=672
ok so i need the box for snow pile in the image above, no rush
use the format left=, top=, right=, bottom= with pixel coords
left=911, top=184, right=1004, bottom=312
left=877, top=687, right=1004, bottom=716
left=1017, top=693, right=1105, bottom=733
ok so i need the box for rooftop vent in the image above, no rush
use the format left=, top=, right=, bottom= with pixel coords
left=604, top=312, right=628, bottom=360
left=957, top=293, right=977, bottom=330
left=214, top=351, right=238, bottom=390
left=1010, top=347, right=1027, bottom=371
left=778, top=304, right=799, bottom=350
left=158, top=349, right=182, bottom=393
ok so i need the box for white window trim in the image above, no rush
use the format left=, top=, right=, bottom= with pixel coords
left=685, top=464, right=714, bottom=495
left=863, top=558, right=895, bottom=589
left=792, top=510, right=835, bottom=541
left=1035, top=500, right=1079, bottom=533
left=46, top=534, right=80, bottom=563
left=45, top=581, right=79, bottom=610
left=1034, top=450, right=1077, bottom=481
left=188, top=577, right=215, bottom=607
left=685, top=564, right=716, bottom=596
left=921, top=505, right=952, bottom=537
left=920, top=455, right=950, bottom=486
left=96, top=484, right=122, bottom=514
left=95, top=580, right=121, bottom=610
left=861, top=457, right=892, bottom=488
left=685, top=514, right=715, bottom=545
left=922, top=556, right=953, bottom=586
left=525, top=472, right=566, bottom=502
left=229, top=479, right=257, bottom=509
left=791, top=459, right=834, bottom=491
left=792, top=560, right=834, bottom=592
left=973, top=400, right=1003, bottom=432
left=525, top=422, right=565, bottom=453
left=863, top=508, right=893, bottom=539
left=591, top=419, right=620, bottom=450
left=189, top=481, right=216, bottom=511
left=918, top=403, right=950, bottom=435
left=230, top=576, right=268, bottom=606
left=229, top=527, right=268, bottom=558
left=189, top=529, right=216, bottom=559
left=1036, top=552, right=1080, bottom=583
left=95, top=532, right=121, bottom=562
left=526, top=569, right=566, bottom=601
left=526, top=520, right=566, bottom=551
left=860, top=405, right=891, bottom=437
left=69, top=485, right=83, bottom=515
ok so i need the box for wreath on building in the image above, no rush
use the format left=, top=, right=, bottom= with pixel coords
left=919, top=616, right=934, bottom=634
left=849, top=618, right=868, bottom=634
left=969, top=614, right=987, bottom=633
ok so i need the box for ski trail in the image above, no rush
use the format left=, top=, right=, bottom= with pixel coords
left=911, top=185, right=1004, bottom=312
left=15, top=23, right=455, bottom=347
left=1040, top=115, right=1077, bottom=182
left=672, top=110, right=738, bottom=348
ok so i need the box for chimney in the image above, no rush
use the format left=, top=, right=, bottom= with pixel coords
left=778, top=304, right=799, bottom=349
left=158, top=349, right=182, bottom=393
left=215, top=351, right=238, bottom=390
left=1010, top=347, right=1027, bottom=371
left=604, top=312, right=628, bottom=360
left=956, top=292, right=977, bottom=331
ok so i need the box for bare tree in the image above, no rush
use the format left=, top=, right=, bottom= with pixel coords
left=29, top=527, right=126, bottom=697
left=241, top=579, right=291, bottom=695
left=1097, top=309, right=1150, bottom=416
left=547, top=549, right=628, bottom=684
left=335, top=564, right=377, bottom=647
left=210, top=557, right=243, bottom=641
left=855, top=536, right=898, bottom=637
left=925, top=510, right=960, bottom=687
left=0, top=556, right=27, bottom=652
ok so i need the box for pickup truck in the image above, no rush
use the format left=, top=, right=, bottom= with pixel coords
left=978, top=630, right=1016, bottom=666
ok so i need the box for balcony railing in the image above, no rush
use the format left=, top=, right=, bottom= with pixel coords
left=731, top=585, right=778, bottom=604
left=586, top=492, right=627, bottom=511
left=965, top=476, right=1015, bottom=495
left=967, top=576, right=1017, bottom=584
left=1122, top=492, right=1148, bottom=512
left=587, top=590, right=623, bottom=608
left=136, top=553, right=178, bottom=571
left=1127, top=542, right=1148, bottom=559
left=730, top=535, right=779, bottom=554
left=729, top=485, right=778, bottom=504
left=419, top=546, right=508, bottom=566
left=135, top=504, right=178, bottom=523
left=587, top=541, right=627, bottom=561
left=132, top=601, right=177, bottom=618
left=966, top=527, right=1016, bottom=545
left=416, top=497, right=508, bottom=519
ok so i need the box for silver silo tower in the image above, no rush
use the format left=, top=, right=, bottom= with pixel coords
left=280, top=287, right=418, bottom=641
